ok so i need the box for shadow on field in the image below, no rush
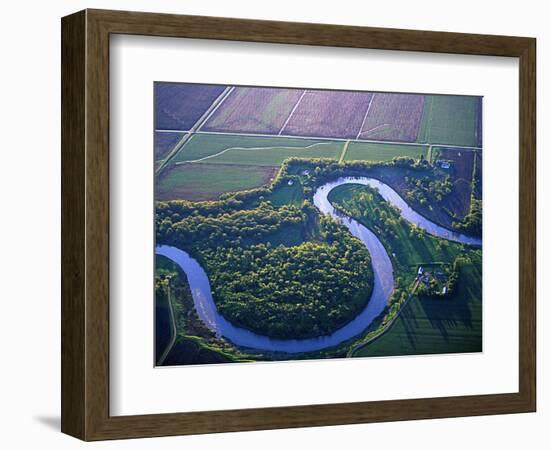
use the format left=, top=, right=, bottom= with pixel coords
left=398, top=302, right=420, bottom=350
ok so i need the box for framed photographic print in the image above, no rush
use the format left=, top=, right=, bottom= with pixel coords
left=61, top=9, right=536, bottom=440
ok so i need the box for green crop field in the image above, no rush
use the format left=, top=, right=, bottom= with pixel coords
left=355, top=252, right=482, bottom=357
left=171, top=133, right=342, bottom=165
left=156, top=163, right=278, bottom=201
left=344, top=142, right=427, bottom=162
left=269, top=181, right=305, bottom=207
left=417, top=95, right=482, bottom=147
left=157, top=132, right=343, bottom=200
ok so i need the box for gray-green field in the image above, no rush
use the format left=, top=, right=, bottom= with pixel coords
left=172, top=133, right=343, bottom=165
left=156, top=163, right=278, bottom=201
left=344, top=142, right=427, bottom=162
left=417, top=95, right=482, bottom=147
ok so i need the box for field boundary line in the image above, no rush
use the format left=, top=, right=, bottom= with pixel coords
left=358, top=123, right=392, bottom=139
left=155, top=129, right=188, bottom=133
left=155, top=133, right=195, bottom=175
left=420, top=95, right=434, bottom=144
left=430, top=143, right=482, bottom=151
left=157, top=283, right=177, bottom=366
left=156, top=86, right=235, bottom=174
left=356, top=93, right=375, bottom=140
left=338, top=140, right=350, bottom=163
left=278, top=89, right=308, bottom=135
left=194, top=86, right=236, bottom=132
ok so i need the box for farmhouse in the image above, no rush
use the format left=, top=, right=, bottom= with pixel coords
left=436, top=159, right=451, bottom=169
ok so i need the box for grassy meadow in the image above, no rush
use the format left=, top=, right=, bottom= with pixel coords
left=156, top=163, right=278, bottom=201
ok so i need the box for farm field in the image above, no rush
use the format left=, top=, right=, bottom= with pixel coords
left=434, top=146, right=476, bottom=218
left=154, top=132, right=185, bottom=161
left=159, top=133, right=343, bottom=201
left=281, top=90, right=373, bottom=139
left=155, top=83, right=226, bottom=131
left=156, top=162, right=278, bottom=201
left=417, top=95, right=482, bottom=147
left=201, top=86, right=303, bottom=134
left=171, top=133, right=341, bottom=164
left=356, top=252, right=482, bottom=358
left=358, top=93, right=425, bottom=142
left=187, top=138, right=342, bottom=166
left=269, top=182, right=305, bottom=207
left=344, top=141, right=427, bottom=162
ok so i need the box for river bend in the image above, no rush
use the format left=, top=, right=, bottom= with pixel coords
left=156, top=176, right=480, bottom=353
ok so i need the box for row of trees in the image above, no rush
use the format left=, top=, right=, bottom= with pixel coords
left=403, top=174, right=453, bottom=205
left=453, top=197, right=482, bottom=236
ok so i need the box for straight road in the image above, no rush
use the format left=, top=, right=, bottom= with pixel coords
left=338, top=140, right=351, bottom=163
left=157, top=282, right=177, bottom=366
left=155, top=86, right=235, bottom=174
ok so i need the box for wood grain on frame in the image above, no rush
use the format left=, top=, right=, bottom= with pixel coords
left=61, top=8, right=536, bottom=441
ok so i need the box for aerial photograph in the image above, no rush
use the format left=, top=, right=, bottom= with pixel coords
left=154, top=82, right=482, bottom=366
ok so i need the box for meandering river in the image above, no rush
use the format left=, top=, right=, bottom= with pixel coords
left=156, top=176, right=481, bottom=353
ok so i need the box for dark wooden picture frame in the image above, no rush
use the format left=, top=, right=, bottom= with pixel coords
left=61, top=9, right=536, bottom=441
